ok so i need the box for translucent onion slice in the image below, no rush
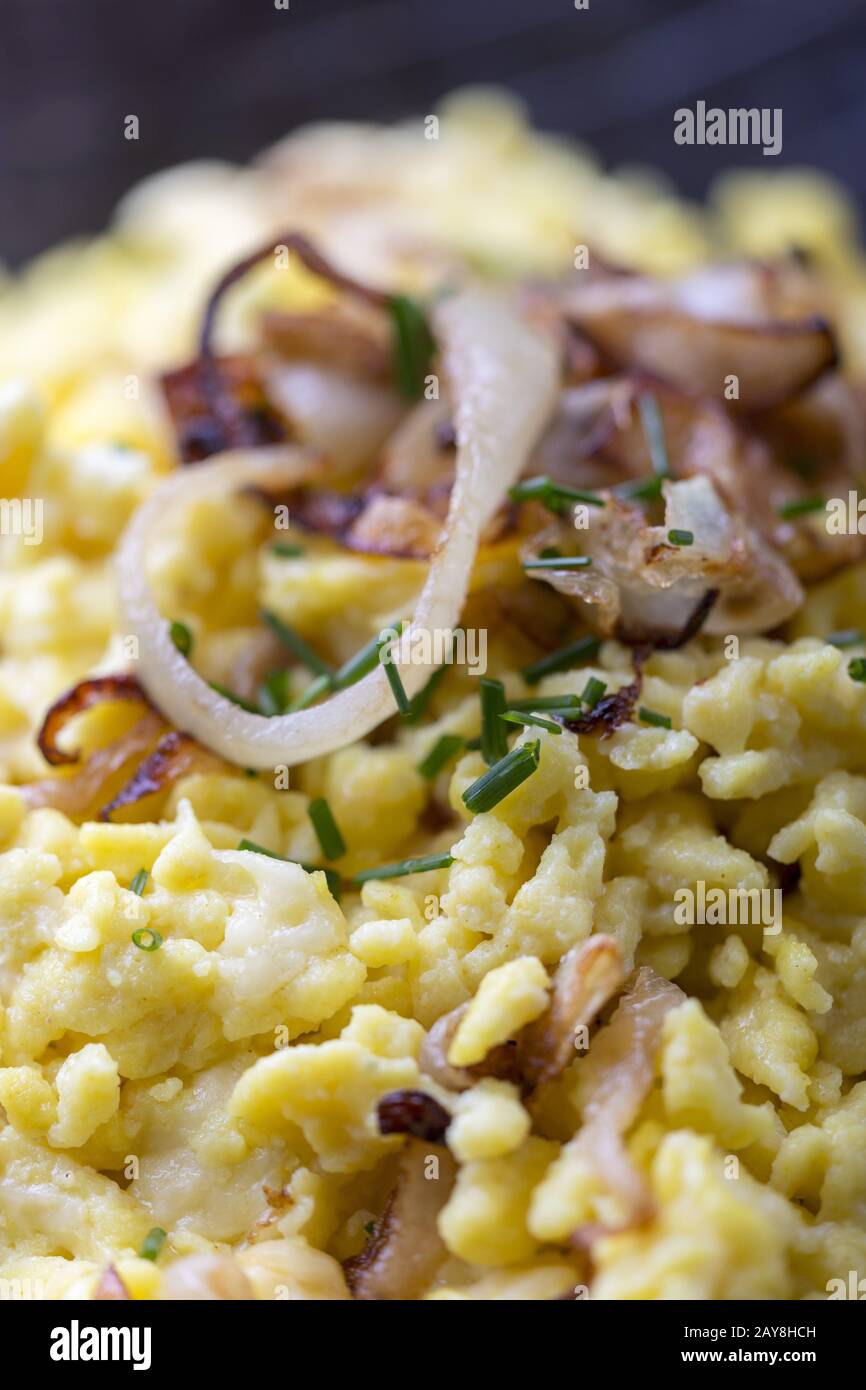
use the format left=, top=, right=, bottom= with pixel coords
left=117, top=290, right=559, bottom=769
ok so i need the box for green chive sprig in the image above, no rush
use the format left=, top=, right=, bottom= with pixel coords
left=286, top=622, right=415, bottom=713
left=418, top=734, right=465, bottom=780
left=377, top=634, right=411, bottom=715
left=638, top=392, right=670, bottom=479
left=352, top=852, right=454, bottom=885
left=261, top=609, right=333, bottom=677
left=509, top=694, right=582, bottom=712
left=616, top=474, right=664, bottom=502
left=508, top=475, right=605, bottom=512
left=308, top=798, right=347, bottom=861
left=667, top=529, right=694, bottom=547
left=258, top=669, right=292, bottom=717
left=462, top=739, right=541, bottom=813
left=139, top=1228, right=167, bottom=1262
left=778, top=496, right=825, bottom=520
left=169, top=620, right=193, bottom=658
left=501, top=710, right=562, bottom=735
left=580, top=676, right=607, bottom=708
left=639, top=707, right=672, bottom=729
left=270, top=542, right=304, bottom=558
left=388, top=295, right=435, bottom=399
left=480, top=677, right=508, bottom=765
left=129, top=868, right=149, bottom=896
left=522, top=635, right=601, bottom=685
left=524, top=555, right=592, bottom=571
left=848, top=658, right=866, bottom=683
left=209, top=681, right=260, bottom=713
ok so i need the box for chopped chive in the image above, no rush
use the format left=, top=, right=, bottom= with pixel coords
left=261, top=609, right=333, bottom=677
left=501, top=710, right=562, bottom=735
left=169, top=620, right=193, bottom=657
left=352, top=852, right=454, bottom=885
left=258, top=668, right=292, bottom=717
left=308, top=797, right=347, bottom=861
left=238, top=838, right=285, bottom=858
left=335, top=621, right=409, bottom=691
left=209, top=681, right=260, bottom=713
left=667, top=529, right=694, bottom=547
left=139, top=1228, right=167, bottom=1262
left=522, top=635, right=601, bottom=685
left=638, top=393, right=669, bottom=478
left=131, top=927, right=162, bottom=952
left=828, top=629, right=864, bottom=648
left=778, top=496, right=825, bottom=520
left=364, top=1219, right=376, bottom=1236
left=270, top=541, right=304, bottom=558
left=848, top=658, right=866, bottom=683
left=524, top=555, right=592, bottom=571
left=388, top=294, right=435, bottom=399
left=129, top=868, right=149, bottom=896
left=418, top=734, right=465, bottom=780
left=333, top=635, right=383, bottom=688
left=508, top=475, right=605, bottom=512
left=509, top=694, right=581, bottom=712
left=462, top=739, right=541, bottom=814
left=580, top=676, right=607, bottom=708
left=237, top=839, right=341, bottom=899
left=480, top=677, right=508, bottom=765
left=377, top=635, right=411, bottom=715
left=286, top=623, right=414, bottom=712
left=616, top=474, right=664, bottom=502
left=639, top=707, right=672, bottom=729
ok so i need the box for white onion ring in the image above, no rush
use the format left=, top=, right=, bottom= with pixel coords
left=116, top=290, right=559, bottom=768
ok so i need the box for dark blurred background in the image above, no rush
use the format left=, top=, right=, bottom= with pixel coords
left=2, top=0, right=866, bottom=266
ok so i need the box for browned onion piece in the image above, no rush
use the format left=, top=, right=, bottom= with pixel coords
left=343, top=1138, right=456, bottom=1300
left=379, top=396, right=457, bottom=490
left=518, top=935, right=626, bottom=1091
left=344, top=493, right=443, bottom=558
left=24, top=711, right=166, bottom=818
left=117, top=291, right=559, bottom=769
left=261, top=305, right=392, bottom=380
left=161, top=354, right=289, bottom=464
left=569, top=967, right=684, bottom=1239
left=100, top=730, right=223, bottom=821
left=563, top=263, right=837, bottom=412
left=523, top=475, right=802, bottom=641
left=377, top=1090, right=451, bottom=1144
left=196, top=231, right=390, bottom=455
left=37, top=674, right=150, bottom=767
left=418, top=1003, right=520, bottom=1093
